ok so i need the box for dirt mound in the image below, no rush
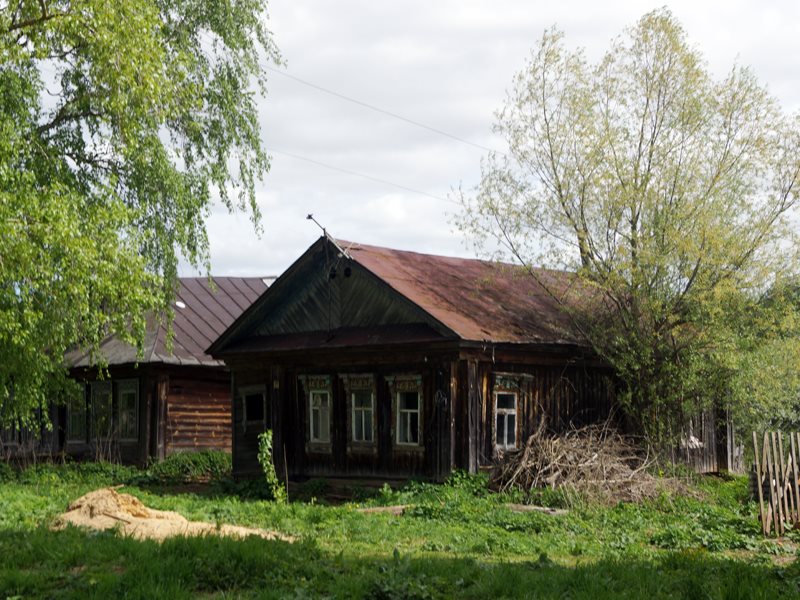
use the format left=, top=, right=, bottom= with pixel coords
left=53, top=488, right=293, bottom=542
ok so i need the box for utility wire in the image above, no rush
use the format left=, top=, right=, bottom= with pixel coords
left=199, top=32, right=501, bottom=156
left=196, top=32, right=468, bottom=205
left=265, top=66, right=505, bottom=156
left=270, top=148, right=459, bottom=205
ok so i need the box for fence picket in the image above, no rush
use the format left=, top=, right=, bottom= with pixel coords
left=754, top=430, right=800, bottom=536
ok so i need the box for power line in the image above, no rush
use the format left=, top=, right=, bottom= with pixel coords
left=265, top=66, right=505, bottom=156
left=270, top=148, right=459, bottom=205
left=199, top=32, right=502, bottom=156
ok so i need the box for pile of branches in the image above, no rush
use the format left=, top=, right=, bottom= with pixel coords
left=491, top=420, right=676, bottom=503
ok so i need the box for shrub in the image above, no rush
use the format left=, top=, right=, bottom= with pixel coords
left=143, top=450, right=232, bottom=484
left=0, top=461, right=15, bottom=483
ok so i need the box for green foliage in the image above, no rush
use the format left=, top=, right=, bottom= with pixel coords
left=16, top=461, right=137, bottom=486
left=0, top=461, right=15, bottom=483
left=366, top=550, right=439, bottom=600
left=1, top=466, right=800, bottom=597
left=0, top=0, right=281, bottom=424
left=257, top=430, right=286, bottom=503
left=139, top=450, right=232, bottom=484
left=457, top=8, right=800, bottom=445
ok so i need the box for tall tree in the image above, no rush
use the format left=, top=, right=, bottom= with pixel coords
left=459, top=9, right=800, bottom=443
left=0, top=0, right=280, bottom=423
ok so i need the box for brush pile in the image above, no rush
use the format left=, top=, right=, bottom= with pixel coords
left=491, top=421, right=671, bottom=503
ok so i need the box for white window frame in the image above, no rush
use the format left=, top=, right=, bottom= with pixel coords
left=117, top=379, right=139, bottom=442
left=351, top=390, right=374, bottom=443
left=309, top=389, right=331, bottom=443
left=396, top=390, right=421, bottom=446
left=494, top=391, right=518, bottom=451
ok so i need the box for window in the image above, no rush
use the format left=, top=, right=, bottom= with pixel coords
left=352, top=390, right=374, bottom=442
left=495, top=392, right=517, bottom=450
left=397, top=391, right=420, bottom=445
left=91, top=381, right=113, bottom=439
left=67, top=388, right=87, bottom=442
left=310, top=390, right=330, bottom=442
left=238, top=388, right=266, bottom=432
left=117, top=380, right=138, bottom=441
left=244, top=392, right=265, bottom=423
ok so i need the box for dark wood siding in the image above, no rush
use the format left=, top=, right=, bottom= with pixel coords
left=166, top=375, right=232, bottom=454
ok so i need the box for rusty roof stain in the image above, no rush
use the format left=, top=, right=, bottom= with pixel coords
left=339, top=239, right=585, bottom=346
left=68, top=277, right=267, bottom=368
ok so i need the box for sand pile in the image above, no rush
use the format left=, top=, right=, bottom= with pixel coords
left=53, top=487, right=293, bottom=542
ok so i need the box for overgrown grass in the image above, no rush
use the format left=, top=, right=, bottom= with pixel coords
left=0, top=464, right=798, bottom=599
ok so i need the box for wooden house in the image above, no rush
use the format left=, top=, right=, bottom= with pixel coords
left=209, top=237, right=615, bottom=481
left=3, top=277, right=268, bottom=464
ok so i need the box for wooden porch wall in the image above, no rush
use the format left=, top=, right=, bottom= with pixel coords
left=165, top=375, right=232, bottom=455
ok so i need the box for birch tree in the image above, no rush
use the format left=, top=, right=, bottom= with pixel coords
left=0, top=0, right=280, bottom=424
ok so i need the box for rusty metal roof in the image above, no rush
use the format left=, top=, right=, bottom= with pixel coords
left=68, top=277, right=268, bottom=368
left=339, top=240, right=586, bottom=346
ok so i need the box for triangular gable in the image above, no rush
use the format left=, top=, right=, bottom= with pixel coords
left=208, top=237, right=457, bottom=355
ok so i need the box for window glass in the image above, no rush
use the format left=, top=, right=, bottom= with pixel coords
left=67, top=388, right=87, bottom=442
left=496, top=393, right=515, bottom=410
left=91, top=382, right=113, bottom=440
left=397, top=391, right=420, bottom=445
left=245, top=393, right=264, bottom=422
left=310, top=390, right=330, bottom=442
left=495, top=391, right=517, bottom=450
left=117, top=381, right=138, bottom=441
left=352, top=390, right=374, bottom=442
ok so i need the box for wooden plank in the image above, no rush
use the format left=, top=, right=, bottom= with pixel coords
left=467, top=359, right=479, bottom=473
left=769, top=432, right=784, bottom=535
left=778, top=432, right=793, bottom=525
left=793, top=433, right=800, bottom=524
left=753, top=431, right=768, bottom=535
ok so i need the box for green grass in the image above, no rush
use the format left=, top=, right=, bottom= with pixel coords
left=0, top=462, right=798, bottom=598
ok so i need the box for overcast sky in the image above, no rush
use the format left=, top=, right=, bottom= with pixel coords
left=186, top=1, right=800, bottom=278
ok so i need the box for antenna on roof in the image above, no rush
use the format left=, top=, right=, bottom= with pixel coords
left=306, top=214, right=351, bottom=259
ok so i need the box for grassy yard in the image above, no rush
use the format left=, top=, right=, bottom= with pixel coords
left=0, top=459, right=798, bottom=599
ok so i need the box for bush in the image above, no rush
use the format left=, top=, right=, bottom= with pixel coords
left=0, top=461, right=16, bottom=483
left=142, top=450, right=232, bottom=484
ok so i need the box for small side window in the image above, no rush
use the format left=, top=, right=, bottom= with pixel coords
left=494, top=392, right=517, bottom=450
left=240, top=388, right=267, bottom=432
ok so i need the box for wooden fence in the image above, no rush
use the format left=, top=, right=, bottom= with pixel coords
left=752, top=431, right=800, bottom=536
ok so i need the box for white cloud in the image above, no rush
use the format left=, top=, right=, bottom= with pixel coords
left=182, top=0, right=800, bottom=278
